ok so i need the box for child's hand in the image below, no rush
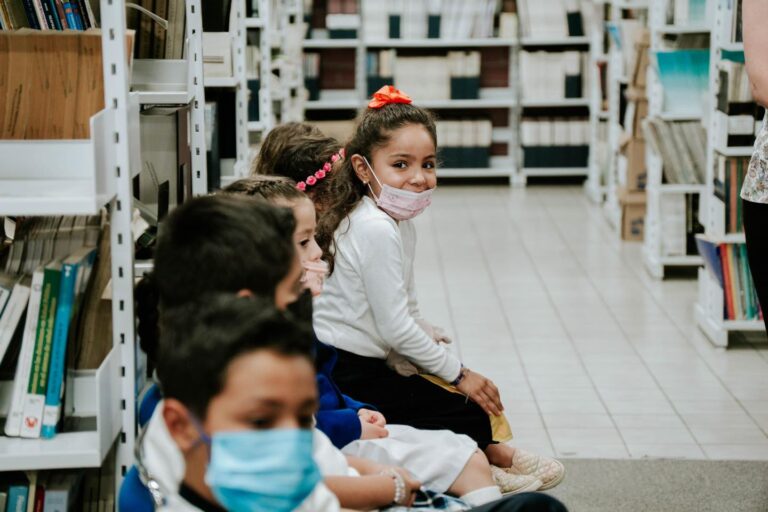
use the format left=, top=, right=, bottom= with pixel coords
left=360, top=418, right=389, bottom=440
left=358, top=408, right=387, bottom=427
left=456, top=369, right=504, bottom=417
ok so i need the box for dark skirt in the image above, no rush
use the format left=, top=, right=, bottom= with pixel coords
left=744, top=199, right=768, bottom=334
left=332, top=348, right=494, bottom=449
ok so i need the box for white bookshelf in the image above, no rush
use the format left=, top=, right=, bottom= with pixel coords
left=586, top=0, right=609, bottom=203
left=641, top=0, right=707, bottom=279
left=0, top=0, right=133, bottom=496
left=303, top=1, right=519, bottom=183
left=601, top=0, right=653, bottom=230
left=695, top=0, right=766, bottom=346
left=0, top=0, right=209, bottom=493
left=204, top=0, right=250, bottom=180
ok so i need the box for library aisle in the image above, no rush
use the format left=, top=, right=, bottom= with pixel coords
left=414, top=185, right=768, bottom=461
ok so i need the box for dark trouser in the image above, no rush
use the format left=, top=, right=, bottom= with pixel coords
left=469, top=493, right=568, bottom=512
left=332, top=348, right=494, bottom=449
left=743, top=199, right=768, bottom=334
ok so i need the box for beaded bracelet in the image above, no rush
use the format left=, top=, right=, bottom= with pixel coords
left=380, top=469, right=407, bottom=505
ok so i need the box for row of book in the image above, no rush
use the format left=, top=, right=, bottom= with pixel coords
left=517, top=0, right=593, bottom=39
left=696, top=238, right=763, bottom=321
left=666, top=0, right=707, bottom=26
left=714, top=155, right=749, bottom=234
left=0, top=30, right=125, bottom=140
left=521, top=118, right=590, bottom=146
left=436, top=119, right=493, bottom=169
left=127, top=0, right=186, bottom=60
left=520, top=51, right=588, bottom=102
left=660, top=193, right=704, bottom=257
left=643, top=118, right=707, bottom=185
left=0, top=0, right=96, bottom=31
left=0, top=461, right=115, bottom=511
left=367, top=51, right=483, bottom=100
left=521, top=117, right=590, bottom=168
left=717, top=60, right=766, bottom=147
left=360, top=0, right=509, bottom=41
left=0, top=215, right=110, bottom=440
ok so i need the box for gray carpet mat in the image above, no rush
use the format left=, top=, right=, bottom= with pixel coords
left=546, top=459, right=768, bottom=512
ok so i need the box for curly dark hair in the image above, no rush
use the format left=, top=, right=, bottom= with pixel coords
left=316, top=103, right=437, bottom=273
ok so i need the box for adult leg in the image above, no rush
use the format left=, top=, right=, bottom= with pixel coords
left=744, top=199, right=768, bottom=334
left=467, top=493, right=568, bottom=512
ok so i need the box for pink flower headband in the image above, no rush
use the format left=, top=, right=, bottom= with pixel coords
left=296, top=148, right=346, bottom=191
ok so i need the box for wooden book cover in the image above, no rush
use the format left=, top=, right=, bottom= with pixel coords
left=0, top=34, right=9, bottom=136
left=24, top=33, right=54, bottom=139
left=152, top=0, right=167, bottom=59
left=49, top=32, right=80, bottom=139
left=72, top=32, right=104, bottom=139
left=3, top=31, right=33, bottom=139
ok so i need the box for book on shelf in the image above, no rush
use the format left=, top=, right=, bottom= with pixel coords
left=436, top=119, right=493, bottom=168
left=696, top=237, right=763, bottom=321
left=521, top=117, right=589, bottom=168
left=659, top=193, right=703, bottom=256
left=359, top=0, right=501, bottom=41
left=520, top=50, right=588, bottom=102
left=517, top=0, right=593, bottom=39
left=0, top=215, right=108, bottom=440
left=713, top=155, right=750, bottom=234
left=394, top=56, right=450, bottom=101
left=667, top=0, right=708, bottom=26
left=654, top=49, right=710, bottom=117
left=0, top=0, right=97, bottom=31
left=732, top=0, right=742, bottom=43
left=717, top=60, right=765, bottom=147
left=642, top=118, right=707, bottom=185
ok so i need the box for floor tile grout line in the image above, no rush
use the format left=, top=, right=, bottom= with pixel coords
left=572, top=188, right=768, bottom=440
left=540, top=188, right=748, bottom=456
left=496, top=188, right=635, bottom=457
left=468, top=187, right=626, bottom=457
left=443, top=188, right=558, bottom=454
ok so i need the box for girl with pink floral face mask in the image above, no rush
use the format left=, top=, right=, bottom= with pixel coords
left=313, top=87, right=566, bottom=492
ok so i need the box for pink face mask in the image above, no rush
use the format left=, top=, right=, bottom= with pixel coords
left=301, top=260, right=329, bottom=297
left=364, top=157, right=433, bottom=221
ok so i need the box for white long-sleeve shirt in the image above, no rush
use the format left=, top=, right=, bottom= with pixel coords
left=314, top=196, right=462, bottom=382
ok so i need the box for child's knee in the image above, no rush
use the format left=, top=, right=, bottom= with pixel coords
left=464, top=449, right=492, bottom=475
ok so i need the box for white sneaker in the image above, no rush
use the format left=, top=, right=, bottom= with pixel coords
left=508, top=449, right=566, bottom=490
left=491, top=465, right=543, bottom=494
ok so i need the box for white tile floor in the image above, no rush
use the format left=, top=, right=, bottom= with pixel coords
left=412, top=185, right=768, bottom=460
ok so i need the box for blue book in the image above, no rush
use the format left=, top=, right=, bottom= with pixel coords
left=62, top=2, right=79, bottom=30
left=695, top=236, right=724, bottom=288
left=5, top=485, right=27, bottom=512
left=655, top=49, right=710, bottom=117
left=40, top=247, right=96, bottom=439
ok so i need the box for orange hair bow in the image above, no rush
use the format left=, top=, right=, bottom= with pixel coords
left=368, top=85, right=413, bottom=109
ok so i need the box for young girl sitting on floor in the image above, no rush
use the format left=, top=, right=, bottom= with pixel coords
left=313, top=86, right=565, bottom=490
left=223, top=175, right=540, bottom=497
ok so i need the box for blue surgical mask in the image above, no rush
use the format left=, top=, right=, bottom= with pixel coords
left=202, top=428, right=321, bottom=512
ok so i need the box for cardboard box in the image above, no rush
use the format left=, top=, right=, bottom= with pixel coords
left=620, top=134, right=647, bottom=191
left=619, top=187, right=647, bottom=241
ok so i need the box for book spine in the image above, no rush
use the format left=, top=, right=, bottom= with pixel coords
left=0, top=284, right=31, bottom=368
left=5, top=271, right=44, bottom=437
left=62, top=2, right=78, bottom=29
left=21, top=0, right=41, bottom=28
left=41, top=262, right=79, bottom=438
left=39, top=0, right=58, bottom=29
left=74, top=0, right=89, bottom=28
left=20, top=267, right=60, bottom=439
left=70, top=0, right=85, bottom=29
left=7, top=486, right=28, bottom=512
left=54, top=0, right=69, bottom=29
left=720, top=245, right=733, bottom=320
left=731, top=245, right=745, bottom=320
left=31, top=0, right=47, bottom=28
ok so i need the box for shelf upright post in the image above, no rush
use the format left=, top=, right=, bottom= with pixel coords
left=586, top=0, right=607, bottom=202
left=259, top=0, right=274, bottom=133
left=187, top=0, right=209, bottom=195
left=356, top=0, right=366, bottom=106
left=233, top=0, right=250, bottom=177
left=99, top=0, right=138, bottom=495
left=510, top=14, right=524, bottom=187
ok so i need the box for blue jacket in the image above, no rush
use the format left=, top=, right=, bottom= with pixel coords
left=314, top=339, right=376, bottom=449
